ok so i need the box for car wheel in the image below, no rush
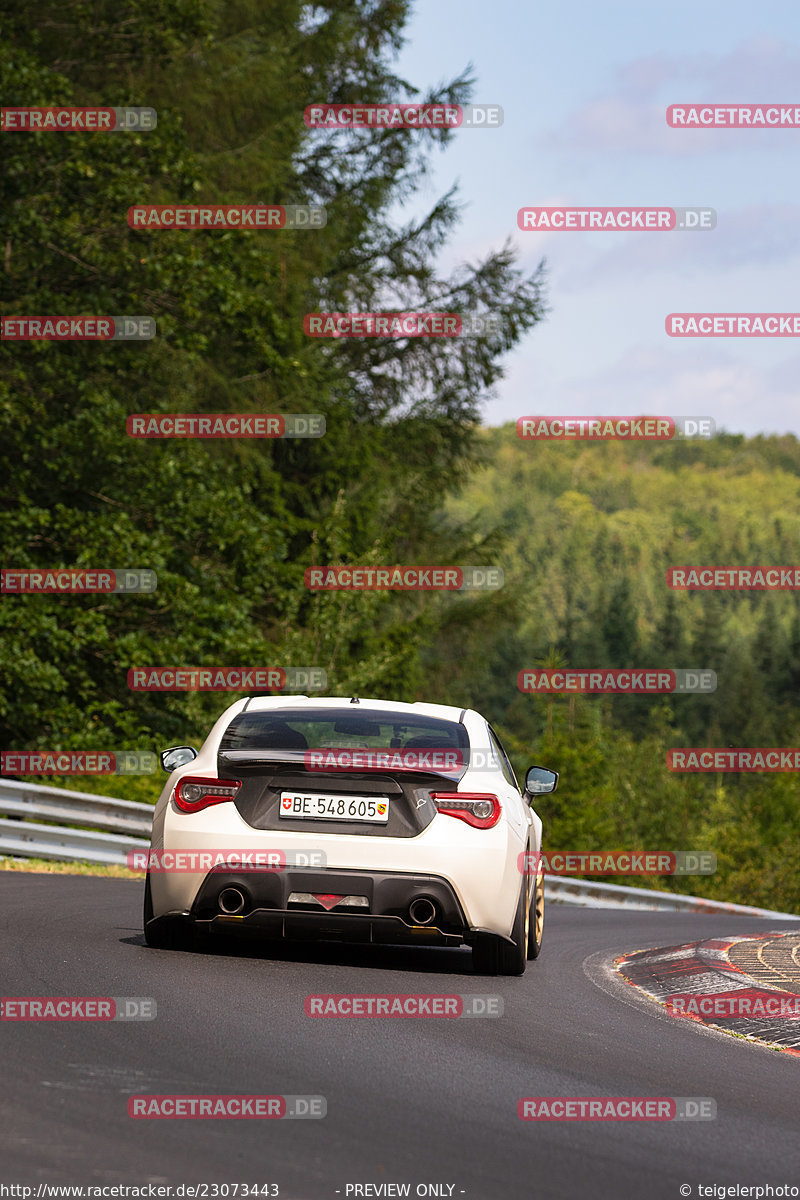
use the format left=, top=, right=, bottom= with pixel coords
left=143, top=872, right=194, bottom=950
left=527, top=868, right=544, bottom=959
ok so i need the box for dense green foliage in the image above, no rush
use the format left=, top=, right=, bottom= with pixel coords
left=0, top=0, right=544, bottom=787
left=432, top=429, right=800, bottom=911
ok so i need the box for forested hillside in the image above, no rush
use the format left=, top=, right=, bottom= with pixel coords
left=428, top=428, right=800, bottom=910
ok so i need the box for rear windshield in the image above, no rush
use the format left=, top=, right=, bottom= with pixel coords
left=219, top=708, right=468, bottom=755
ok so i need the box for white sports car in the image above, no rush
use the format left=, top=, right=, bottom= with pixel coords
left=143, top=696, right=558, bottom=974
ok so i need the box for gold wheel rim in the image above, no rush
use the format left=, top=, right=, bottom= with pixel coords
left=534, top=876, right=544, bottom=943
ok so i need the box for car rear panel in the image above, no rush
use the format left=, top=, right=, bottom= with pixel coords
left=217, top=704, right=471, bottom=839
left=219, top=759, right=461, bottom=839
left=188, top=865, right=470, bottom=944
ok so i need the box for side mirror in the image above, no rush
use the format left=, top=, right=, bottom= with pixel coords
left=160, top=745, right=198, bottom=773
left=525, top=765, right=559, bottom=796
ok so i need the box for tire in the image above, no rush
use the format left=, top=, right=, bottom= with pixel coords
left=472, top=879, right=529, bottom=976
left=143, top=870, right=155, bottom=925
left=143, top=872, right=194, bottom=950
left=527, top=867, right=544, bottom=959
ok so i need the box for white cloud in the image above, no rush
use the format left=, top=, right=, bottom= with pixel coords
left=546, top=37, right=800, bottom=155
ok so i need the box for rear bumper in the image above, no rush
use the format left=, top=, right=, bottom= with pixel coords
left=146, top=866, right=500, bottom=947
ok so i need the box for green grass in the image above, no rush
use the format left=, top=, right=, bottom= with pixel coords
left=0, top=856, right=145, bottom=878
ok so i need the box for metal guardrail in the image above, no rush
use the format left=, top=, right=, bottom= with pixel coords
left=0, top=779, right=152, bottom=866
left=545, top=875, right=799, bottom=919
left=1, top=780, right=798, bottom=918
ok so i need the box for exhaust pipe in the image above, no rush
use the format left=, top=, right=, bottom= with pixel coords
left=218, top=886, right=247, bottom=915
left=408, top=897, right=437, bottom=926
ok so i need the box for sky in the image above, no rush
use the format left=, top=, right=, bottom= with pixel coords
left=394, top=0, right=800, bottom=436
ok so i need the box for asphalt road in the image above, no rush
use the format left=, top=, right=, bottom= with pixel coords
left=2, top=873, right=800, bottom=1200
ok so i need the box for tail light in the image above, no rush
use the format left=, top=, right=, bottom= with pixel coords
left=430, top=792, right=501, bottom=829
left=173, top=776, right=242, bottom=813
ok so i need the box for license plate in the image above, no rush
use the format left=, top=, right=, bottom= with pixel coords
left=279, top=791, right=389, bottom=824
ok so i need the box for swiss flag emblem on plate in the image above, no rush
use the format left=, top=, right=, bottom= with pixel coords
left=282, top=798, right=292, bottom=809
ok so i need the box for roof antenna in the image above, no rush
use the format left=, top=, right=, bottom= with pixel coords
left=350, top=695, right=360, bottom=704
